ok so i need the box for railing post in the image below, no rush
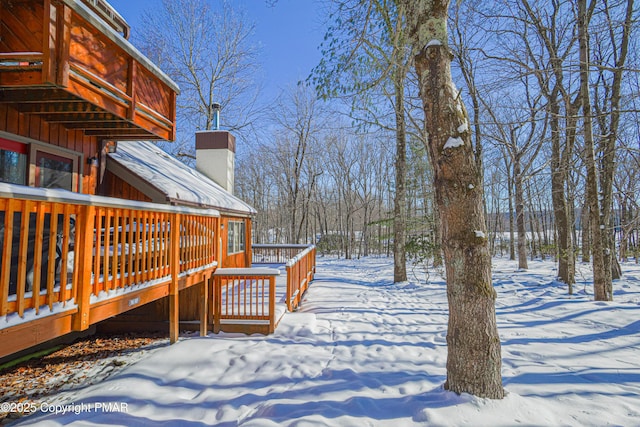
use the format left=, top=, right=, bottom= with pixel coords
left=169, top=212, right=180, bottom=344
left=286, top=264, right=293, bottom=312
left=269, top=275, right=276, bottom=334
left=73, top=204, right=95, bottom=331
left=213, top=275, right=221, bottom=333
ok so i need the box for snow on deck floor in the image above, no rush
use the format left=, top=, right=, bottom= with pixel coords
left=12, top=257, right=640, bottom=426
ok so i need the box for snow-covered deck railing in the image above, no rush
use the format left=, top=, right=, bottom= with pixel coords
left=285, top=245, right=316, bottom=311
left=212, top=268, right=280, bottom=335
left=252, top=244, right=311, bottom=264
left=0, top=183, right=219, bottom=358
left=251, top=244, right=317, bottom=312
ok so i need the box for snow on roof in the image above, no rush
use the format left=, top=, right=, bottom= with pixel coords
left=108, top=141, right=256, bottom=216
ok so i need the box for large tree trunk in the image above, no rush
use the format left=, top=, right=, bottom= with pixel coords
left=578, top=0, right=611, bottom=301
left=402, top=0, right=503, bottom=399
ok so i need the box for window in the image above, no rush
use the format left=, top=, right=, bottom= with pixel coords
left=36, top=151, right=74, bottom=191
left=0, top=135, right=81, bottom=192
left=0, top=138, right=28, bottom=185
left=227, top=220, right=246, bottom=255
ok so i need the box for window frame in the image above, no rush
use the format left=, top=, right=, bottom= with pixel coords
left=0, top=132, right=83, bottom=192
left=0, top=137, right=29, bottom=185
left=227, top=220, right=246, bottom=255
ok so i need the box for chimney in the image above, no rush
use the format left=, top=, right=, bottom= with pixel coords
left=195, top=130, right=235, bottom=194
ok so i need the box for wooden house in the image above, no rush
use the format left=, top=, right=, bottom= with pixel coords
left=1, top=0, right=313, bottom=360
left=0, top=0, right=217, bottom=360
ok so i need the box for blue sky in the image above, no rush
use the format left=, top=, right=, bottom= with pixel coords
left=107, top=0, right=326, bottom=101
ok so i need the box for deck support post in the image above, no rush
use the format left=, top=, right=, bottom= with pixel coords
left=169, top=213, right=180, bottom=343
left=200, top=275, right=209, bottom=336
left=213, top=275, right=221, bottom=334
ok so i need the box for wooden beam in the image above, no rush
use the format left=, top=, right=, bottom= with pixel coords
left=0, top=309, right=77, bottom=360
left=11, top=102, right=102, bottom=114
left=88, top=283, right=170, bottom=325
left=84, top=129, right=154, bottom=137
left=61, top=120, right=136, bottom=129
left=0, top=89, right=77, bottom=103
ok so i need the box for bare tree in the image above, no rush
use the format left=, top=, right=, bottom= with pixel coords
left=137, top=0, right=261, bottom=158
left=313, top=0, right=413, bottom=281
left=271, top=84, right=325, bottom=244
left=578, top=0, right=634, bottom=300
left=484, top=87, right=548, bottom=270
left=399, top=0, right=504, bottom=399
left=483, top=0, right=581, bottom=291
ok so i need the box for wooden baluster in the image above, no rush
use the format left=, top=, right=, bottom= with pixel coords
left=162, top=214, right=170, bottom=277
left=127, top=211, right=140, bottom=286
left=47, top=204, right=59, bottom=309
left=153, top=211, right=160, bottom=276
left=0, top=199, right=16, bottom=316
left=16, top=200, right=32, bottom=317
left=60, top=204, right=71, bottom=301
left=119, top=209, right=127, bottom=286
left=142, top=210, right=149, bottom=283
left=93, top=208, right=103, bottom=293
left=111, top=209, right=120, bottom=289
left=32, top=203, right=46, bottom=313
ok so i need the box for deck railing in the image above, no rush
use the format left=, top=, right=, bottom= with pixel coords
left=252, top=244, right=311, bottom=264
left=251, top=244, right=316, bottom=312
left=0, top=183, right=218, bottom=358
left=285, top=246, right=316, bottom=311
left=213, top=268, right=279, bottom=335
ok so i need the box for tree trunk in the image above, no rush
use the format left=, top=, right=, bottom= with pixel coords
left=506, top=157, right=516, bottom=261
left=581, top=201, right=591, bottom=263
left=393, top=70, right=408, bottom=282
left=403, top=0, right=503, bottom=399
left=578, top=0, right=611, bottom=301
left=514, top=158, right=528, bottom=269
left=550, top=96, right=575, bottom=291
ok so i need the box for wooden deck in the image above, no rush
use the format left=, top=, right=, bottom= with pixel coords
left=0, top=187, right=317, bottom=359
left=0, top=183, right=218, bottom=359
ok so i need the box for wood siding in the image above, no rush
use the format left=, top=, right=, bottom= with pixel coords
left=0, top=0, right=45, bottom=53
left=101, top=170, right=152, bottom=202
left=0, top=103, right=99, bottom=194
left=220, top=216, right=252, bottom=268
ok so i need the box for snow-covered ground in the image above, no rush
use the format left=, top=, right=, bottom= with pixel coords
left=12, top=256, right=640, bottom=426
